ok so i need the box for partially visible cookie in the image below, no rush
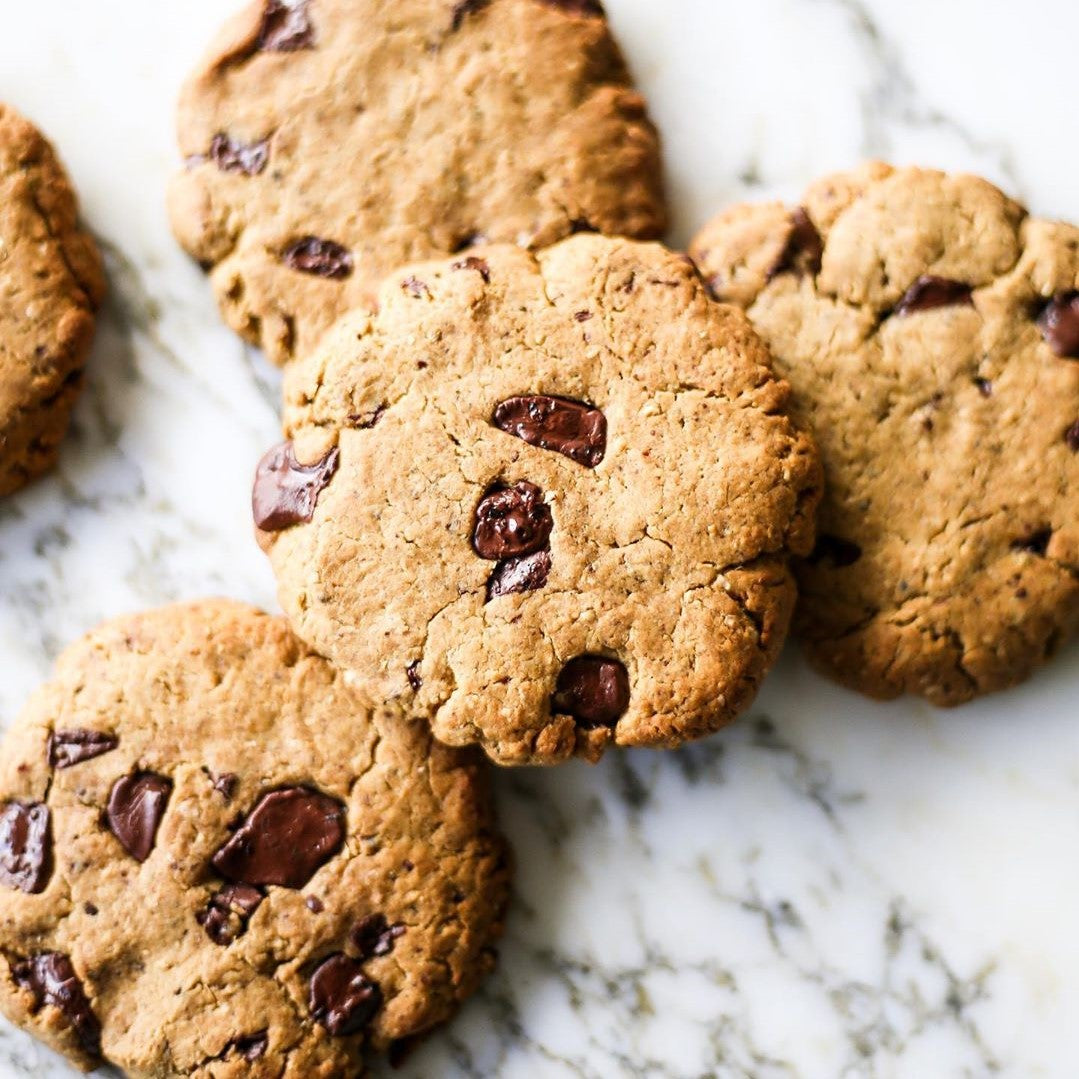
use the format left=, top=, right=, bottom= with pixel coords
left=168, top=0, right=666, bottom=365
left=0, top=104, right=104, bottom=496
left=254, top=235, right=821, bottom=765
left=0, top=600, right=510, bottom=1076
left=691, top=163, right=1079, bottom=706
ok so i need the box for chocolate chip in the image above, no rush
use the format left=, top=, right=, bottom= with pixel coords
left=211, top=787, right=345, bottom=889
left=973, top=377, right=993, bottom=397
left=1013, top=528, right=1052, bottom=556
left=451, top=0, right=491, bottom=31
left=1066, top=420, right=1079, bottom=452
left=0, top=802, right=51, bottom=894
left=768, top=208, right=823, bottom=280
left=309, top=954, right=382, bottom=1036
left=1037, top=292, right=1079, bottom=358
left=350, top=913, right=406, bottom=959
left=106, top=773, right=172, bottom=862
left=258, top=0, right=315, bottom=51
left=574, top=310, right=593, bottom=322
left=207, top=133, right=269, bottom=176
left=48, top=730, right=118, bottom=770
left=894, top=276, right=973, bottom=317
left=84, top=903, right=98, bottom=916
left=486, top=548, right=552, bottom=601
left=451, top=256, right=490, bottom=283
left=473, top=482, right=553, bottom=560
left=197, top=884, right=264, bottom=946
left=253, top=441, right=339, bottom=532
left=223, top=1031, right=269, bottom=1062
left=282, top=237, right=353, bottom=279
left=401, top=276, right=430, bottom=298
left=807, top=534, right=863, bottom=568
left=212, top=772, right=238, bottom=802
left=305, top=895, right=324, bottom=913
left=13, top=953, right=100, bottom=1057
left=552, top=656, right=630, bottom=729
left=492, top=395, right=607, bottom=468
left=406, top=662, right=423, bottom=691
left=539, top=0, right=606, bottom=13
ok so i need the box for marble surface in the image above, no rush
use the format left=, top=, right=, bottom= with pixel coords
left=1, top=1, right=1077, bottom=1075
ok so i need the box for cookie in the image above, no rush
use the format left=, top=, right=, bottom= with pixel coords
left=0, top=600, right=510, bottom=1076
left=0, top=104, right=105, bottom=497
left=690, top=163, right=1079, bottom=706
left=254, top=235, right=821, bottom=765
left=168, top=0, right=667, bottom=366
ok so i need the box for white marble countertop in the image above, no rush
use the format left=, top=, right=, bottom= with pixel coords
left=1, top=1, right=1078, bottom=1076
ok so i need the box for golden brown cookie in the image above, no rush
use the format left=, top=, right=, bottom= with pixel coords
left=254, top=235, right=821, bottom=765
left=0, top=600, right=510, bottom=1076
left=0, top=104, right=104, bottom=497
left=168, top=0, right=666, bottom=365
left=691, top=163, right=1079, bottom=706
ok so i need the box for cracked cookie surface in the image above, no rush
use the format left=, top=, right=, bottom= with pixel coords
left=168, top=0, right=666, bottom=366
left=257, top=235, right=821, bottom=765
left=691, top=163, right=1079, bottom=706
left=0, top=103, right=104, bottom=497
left=0, top=600, right=509, bottom=1076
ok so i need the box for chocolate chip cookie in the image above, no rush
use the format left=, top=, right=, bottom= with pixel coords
left=0, top=104, right=105, bottom=497
left=0, top=600, right=510, bottom=1076
left=168, top=0, right=666, bottom=365
left=255, top=235, right=821, bottom=765
left=691, top=163, right=1079, bottom=706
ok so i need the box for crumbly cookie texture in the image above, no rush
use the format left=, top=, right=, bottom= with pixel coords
left=691, top=162, right=1079, bottom=706
left=0, top=600, right=509, bottom=1076
left=256, top=235, right=821, bottom=765
left=0, top=103, right=105, bottom=496
left=168, top=0, right=666, bottom=366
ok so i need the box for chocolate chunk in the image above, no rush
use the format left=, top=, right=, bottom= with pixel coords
left=1066, top=420, right=1079, bottom=452
left=552, top=656, right=630, bottom=729
left=808, top=534, right=863, bottom=568
left=1037, top=292, right=1079, bottom=358
left=1013, top=529, right=1052, bottom=556
left=406, top=662, right=423, bottom=691
left=48, top=730, right=118, bottom=770
left=350, top=913, right=407, bottom=959
left=223, top=1031, right=269, bottom=1062
left=211, top=787, right=345, bottom=889
left=486, top=548, right=552, bottom=601
left=207, top=133, right=269, bottom=176
left=768, top=208, right=823, bottom=280
left=574, top=310, right=593, bottom=322
left=309, top=954, right=382, bottom=1036
left=282, top=237, right=353, bottom=279
left=258, top=0, right=315, bottom=51
left=473, top=482, right=553, bottom=560
left=451, top=0, right=491, bottom=30
left=540, top=0, right=606, bottom=13
left=107, top=773, right=172, bottom=862
left=197, top=884, right=264, bottom=946
left=894, top=276, right=973, bottom=317
left=973, top=377, right=993, bottom=397
left=0, top=802, right=51, bottom=894
left=13, top=953, right=100, bottom=1057
left=451, top=255, right=491, bottom=283
left=212, top=772, right=238, bottom=802
left=305, top=895, right=324, bottom=913
left=492, top=395, right=607, bottom=468
left=253, top=441, right=339, bottom=532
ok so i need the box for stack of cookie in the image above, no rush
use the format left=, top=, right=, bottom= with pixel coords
left=0, top=1, right=1075, bottom=1075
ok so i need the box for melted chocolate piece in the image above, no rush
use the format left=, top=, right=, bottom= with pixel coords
left=48, top=730, right=118, bottom=770
left=1066, top=420, right=1079, bottom=452
left=211, top=787, right=345, bottom=889
left=486, top=548, right=552, bottom=602
left=0, top=802, right=51, bottom=894
left=1013, top=528, right=1052, bottom=556
left=472, top=482, right=553, bottom=560
left=350, top=913, right=407, bottom=959
left=253, top=441, right=339, bottom=532
left=258, top=0, right=315, bottom=51
left=208, top=133, right=269, bottom=176
left=552, top=656, right=630, bottom=729
left=282, top=237, right=353, bottom=279
left=894, top=276, right=973, bottom=317
left=107, top=773, right=172, bottom=862
left=768, top=208, right=823, bottom=280
left=223, top=1031, right=269, bottom=1062
left=492, top=395, right=607, bottom=468
left=1037, top=292, right=1079, bottom=358
left=451, top=255, right=491, bottom=283
left=808, top=534, right=863, bottom=568
left=406, top=662, right=423, bottom=691
left=212, top=772, right=239, bottom=802
left=309, top=954, right=382, bottom=1036
left=197, top=884, right=264, bottom=946
left=13, top=953, right=100, bottom=1057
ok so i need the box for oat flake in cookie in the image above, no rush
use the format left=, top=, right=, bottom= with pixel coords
left=0, top=600, right=509, bottom=1076
left=256, top=235, right=821, bottom=765
left=168, top=0, right=667, bottom=366
left=691, top=162, right=1079, bottom=706
left=0, top=104, right=104, bottom=496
